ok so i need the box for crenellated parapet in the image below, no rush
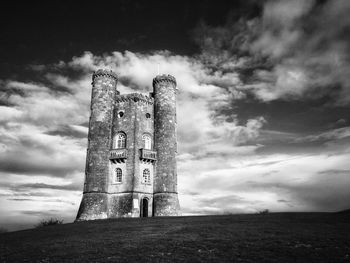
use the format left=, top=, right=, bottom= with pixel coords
left=92, top=69, right=118, bottom=82
left=115, top=93, right=154, bottom=105
left=152, top=74, right=177, bottom=88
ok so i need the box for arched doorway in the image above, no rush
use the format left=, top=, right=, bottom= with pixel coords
left=141, top=198, right=148, bottom=217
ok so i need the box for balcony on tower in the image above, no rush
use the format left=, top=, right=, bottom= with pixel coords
left=140, top=148, right=157, bottom=163
left=109, top=149, right=127, bottom=163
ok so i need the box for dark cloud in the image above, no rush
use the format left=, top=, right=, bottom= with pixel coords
left=15, top=183, right=81, bottom=191
left=8, top=198, right=32, bottom=201
left=0, top=181, right=81, bottom=200
left=79, top=121, right=89, bottom=128
left=230, top=95, right=350, bottom=133
left=11, top=192, right=52, bottom=197
left=194, top=194, right=269, bottom=214
left=295, top=127, right=350, bottom=143
left=198, top=194, right=247, bottom=207
left=20, top=210, right=61, bottom=217
left=0, top=154, right=83, bottom=177
left=247, top=171, right=350, bottom=212
left=318, top=169, right=350, bottom=175
left=45, top=125, right=88, bottom=139
left=8, top=198, right=76, bottom=204
left=0, top=77, right=87, bottom=178
left=255, top=126, right=350, bottom=156
left=261, top=170, right=279, bottom=177
left=0, top=81, right=26, bottom=106
left=180, top=190, right=201, bottom=196
left=194, top=0, right=350, bottom=106
left=16, top=183, right=82, bottom=191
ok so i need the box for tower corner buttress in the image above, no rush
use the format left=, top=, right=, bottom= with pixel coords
left=76, top=69, right=118, bottom=221
left=152, top=74, right=181, bottom=216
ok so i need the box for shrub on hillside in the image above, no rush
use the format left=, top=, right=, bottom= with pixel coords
left=36, top=218, right=63, bottom=228
left=258, top=209, right=270, bottom=215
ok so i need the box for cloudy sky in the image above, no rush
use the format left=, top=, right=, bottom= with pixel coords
left=1, top=0, right=350, bottom=231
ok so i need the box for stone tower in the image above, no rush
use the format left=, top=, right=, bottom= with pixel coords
left=153, top=75, right=181, bottom=216
left=76, top=69, right=180, bottom=221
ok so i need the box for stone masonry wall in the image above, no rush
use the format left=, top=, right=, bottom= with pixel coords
left=84, top=70, right=117, bottom=193
left=76, top=70, right=117, bottom=221
left=108, top=94, right=155, bottom=217
left=153, top=75, right=181, bottom=216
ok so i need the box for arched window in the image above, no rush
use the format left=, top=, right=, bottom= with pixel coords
left=114, top=132, right=126, bottom=148
left=142, top=134, right=151, bottom=150
left=118, top=111, right=124, bottom=118
left=115, top=168, right=122, bottom=183
left=142, top=169, right=150, bottom=184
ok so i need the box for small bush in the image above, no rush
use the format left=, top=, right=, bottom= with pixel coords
left=36, top=218, right=63, bottom=228
left=258, top=209, right=270, bottom=215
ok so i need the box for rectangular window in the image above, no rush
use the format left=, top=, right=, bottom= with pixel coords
left=142, top=169, right=151, bottom=184
left=115, top=168, right=122, bottom=183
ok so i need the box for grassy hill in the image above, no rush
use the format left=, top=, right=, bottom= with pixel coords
left=1, top=212, right=349, bottom=262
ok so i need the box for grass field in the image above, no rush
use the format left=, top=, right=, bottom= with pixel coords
left=1, top=212, right=349, bottom=262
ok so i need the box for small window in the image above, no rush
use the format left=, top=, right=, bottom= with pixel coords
left=142, top=134, right=152, bottom=150
left=115, top=168, right=122, bottom=183
left=142, top=169, right=151, bottom=184
left=118, top=111, right=124, bottom=118
left=114, top=132, right=126, bottom=148
left=146, top=113, right=151, bottom=119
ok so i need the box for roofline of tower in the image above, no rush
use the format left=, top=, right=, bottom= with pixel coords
left=152, top=74, right=177, bottom=87
left=115, top=93, right=154, bottom=105
left=92, top=69, right=118, bottom=81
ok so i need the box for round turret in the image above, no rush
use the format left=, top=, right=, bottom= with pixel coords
left=152, top=74, right=177, bottom=87
left=76, top=69, right=118, bottom=221
left=152, top=74, right=181, bottom=216
left=92, top=69, right=118, bottom=82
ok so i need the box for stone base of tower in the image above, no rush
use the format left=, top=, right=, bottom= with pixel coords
left=108, top=193, right=134, bottom=218
left=153, top=193, right=181, bottom=216
left=76, top=192, right=156, bottom=220
left=76, top=193, right=108, bottom=221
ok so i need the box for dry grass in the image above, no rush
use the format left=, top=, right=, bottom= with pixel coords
left=1, top=212, right=349, bottom=262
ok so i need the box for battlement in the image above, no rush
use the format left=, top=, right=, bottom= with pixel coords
left=92, top=69, right=118, bottom=82
left=115, top=93, right=154, bottom=105
left=152, top=74, right=177, bottom=87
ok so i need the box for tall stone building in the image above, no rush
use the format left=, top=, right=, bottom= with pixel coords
left=76, top=69, right=181, bottom=220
